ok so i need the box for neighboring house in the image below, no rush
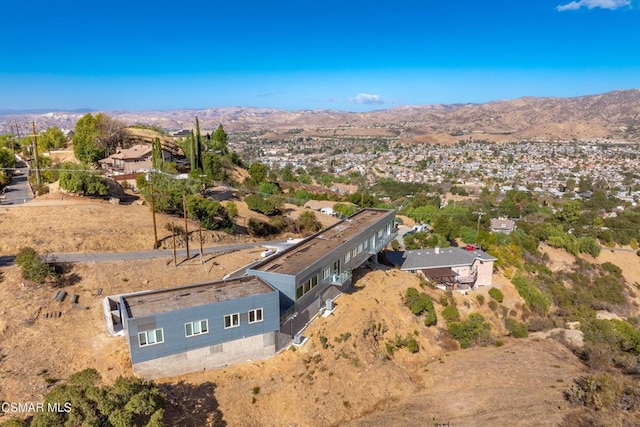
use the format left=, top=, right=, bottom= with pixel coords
left=173, top=129, right=192, bottom=137
left=99, top=144, right=155, bottom=175
left=490, top=218, right=516, bottom=234
left=116, top=276, right=280, bottom=378
left=393, top=246, right=496, bottom=291
left=106, top=208, right=397, bottom=378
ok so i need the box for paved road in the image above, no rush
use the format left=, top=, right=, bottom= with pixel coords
left=41, top=241, right=290, bottom=264
left=1, top=162, right=33, bottom=205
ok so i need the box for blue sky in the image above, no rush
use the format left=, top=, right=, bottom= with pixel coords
left=0, top=0, right=638, bottom=112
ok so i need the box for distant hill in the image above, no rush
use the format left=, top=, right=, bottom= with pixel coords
left=2, top=89, right=640, bottom=142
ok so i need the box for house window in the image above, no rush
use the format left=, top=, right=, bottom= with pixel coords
left=344, top=252, right=351, bottom=263
left=322, top=267, right=331, bottom=280
left=185, top=320, right=208, bottom=337
left=138, top=328, right=164, bottom=347
left=296, top=275, right=319, bottom=300
left=224, top=313, right=240, bottom=329
left=249, top=308, right=263, bottom=324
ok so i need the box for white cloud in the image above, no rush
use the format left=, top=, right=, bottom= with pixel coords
left=349, top=93, right=386, bottom=105
left=557, top=0, right=630, bottom=11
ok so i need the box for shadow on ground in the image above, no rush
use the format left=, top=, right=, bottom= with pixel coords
left=162, top=381, right=226, bottom=427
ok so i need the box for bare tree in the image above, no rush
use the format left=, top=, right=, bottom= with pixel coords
left=95, top=113, right=132, bottom=155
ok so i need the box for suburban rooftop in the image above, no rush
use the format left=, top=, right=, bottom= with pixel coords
left=401, top=247, right=497, bottom=271
left=252, top=208, right=395, bottom=276
left=122, top=276, right=275, bottom=318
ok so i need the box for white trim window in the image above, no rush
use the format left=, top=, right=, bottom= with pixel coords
left=248, top=308, right=263, bottom=324
left=185, top=319, right=209, bottom=337
left=322, top=266, right=331, bottom=280
left=224, top=313, right=240, bottom=329
left=138, top=328, right=164, bottom=347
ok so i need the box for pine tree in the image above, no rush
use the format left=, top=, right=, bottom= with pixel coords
left=189, top=130, right=196, bottom=171
left=195, top=116, right=203, bottom=169
left=151, top=137, right=163, bottom=169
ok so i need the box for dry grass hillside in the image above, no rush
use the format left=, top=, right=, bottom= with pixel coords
left=5, top=195, right=640, bottom=425
left=4, top=89, right=640, bottom=142
left=158, top=268, right=586, bottom=427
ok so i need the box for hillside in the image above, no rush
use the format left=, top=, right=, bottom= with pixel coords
left=2, top=89, right=640, bottom=143
left=2, top=195, right=640, bottom=425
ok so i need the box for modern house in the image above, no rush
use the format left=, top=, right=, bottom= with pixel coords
left=117, top=276, right=280, bottom=378
left=393, top=247, right=496, bottom=291
left=490, top=218, right=516, bottom=234
left=247, top=208, right=397, bottom=335
left=106, top=208, right=397, bottom=378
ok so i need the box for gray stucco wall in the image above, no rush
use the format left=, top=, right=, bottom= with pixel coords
left=132, top=332, right=276, bottom=379
left=249, top=211, right=395, bottom=315
left=125, top=290, right=279, bottom=364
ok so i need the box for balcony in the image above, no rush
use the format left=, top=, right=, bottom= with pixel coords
left=331, top=271, right=352, bottom=286
left=369, top=231, right=397, bottom=254
left=456, top=272, right=477, bottom=284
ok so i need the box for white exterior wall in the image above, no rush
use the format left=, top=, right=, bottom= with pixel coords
left=474, top=260, right=494, bottom=287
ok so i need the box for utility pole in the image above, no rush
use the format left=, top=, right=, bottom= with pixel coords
left=198, top=223, right=204, bottom=263
left=149, top=173, right=158, bottom=249
left=172, top=222, right=177, bottom=266
left=183, top=194, right=190, bottom=259
left=473, top=211, right=486, bottom=238
left=31, top=121, right=41, bottom=186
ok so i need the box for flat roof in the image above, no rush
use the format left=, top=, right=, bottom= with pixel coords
left=123, top=276, right=275, bottom=318
left=252, top=209, right=395, bottom=276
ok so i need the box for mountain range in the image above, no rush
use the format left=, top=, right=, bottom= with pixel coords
left=1, top=89, right=639, bottom=143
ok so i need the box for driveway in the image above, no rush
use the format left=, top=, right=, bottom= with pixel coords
left=1, top=162, right=33, bottom=205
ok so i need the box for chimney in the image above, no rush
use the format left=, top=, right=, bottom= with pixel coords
left=435, top=247, right=440, bottom=254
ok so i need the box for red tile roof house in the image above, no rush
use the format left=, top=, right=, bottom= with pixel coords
left=396, top=247, right=497, bottom=292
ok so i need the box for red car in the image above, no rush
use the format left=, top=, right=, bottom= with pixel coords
left=465, top=244, right=480, bottom=251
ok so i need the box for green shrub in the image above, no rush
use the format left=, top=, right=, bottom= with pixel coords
left=601, top=262, right=622, bottom=278
left=505, top=318, right=529, bottom=338
left=439, top=294, right=449, bottom=307
left=29, top=368, right=165, bottom=427
left=476, top=294, right=485, bottom=306
left=319, top=335, right=329, bottom=349
left=488, top=300, right=498, bottom=311
left=512, top=273, right=552, bottom=315
left=387, top=334, right=420, bottom=355
left=15, top=247, right=57, bottom=284
left=488, top=287, right=504, bottom=303
left=245, top=194, right=280, bottom=216
left=441, top=305, right=460, bottom=323
left=448, top=313, right=493, bottom=349
left=405, top=288, right=437, bottom=326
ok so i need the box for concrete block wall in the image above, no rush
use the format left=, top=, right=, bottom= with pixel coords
left=132, top=332, right=276, bottom=379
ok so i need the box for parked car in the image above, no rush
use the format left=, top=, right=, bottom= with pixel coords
left=465, top=244, right=481, bottom=251
left=412, top=224, right=430, bottom=233
left=260, top=248, right=276, bottom=257
left=320, top=207, right=337, bottom=216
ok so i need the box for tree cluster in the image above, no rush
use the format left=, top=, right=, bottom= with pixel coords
left=1, top=369, right=166, bottom=427
left=73, top=113, right=131, bottom=164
